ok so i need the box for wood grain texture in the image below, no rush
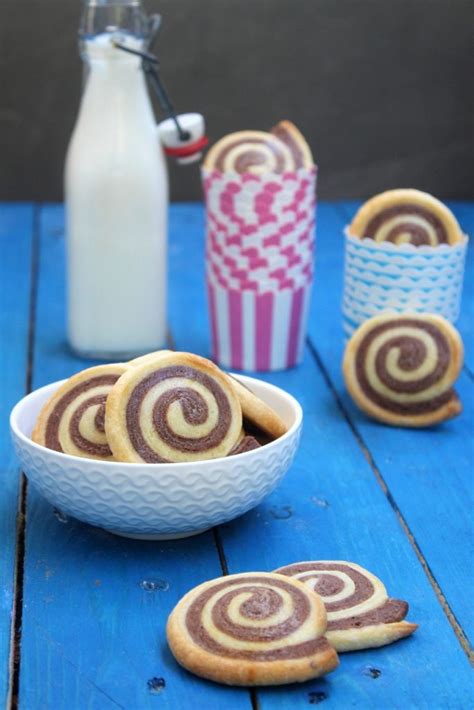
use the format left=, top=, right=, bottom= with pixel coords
left=0, top=205, right=34, bottom=707
left=166, top=204, right=473, bottom=708
left=11, top=202, right=474, bottom=709
left=324, top=202, right=474, bottom=648
left=18, top=206, right=251, bottom=710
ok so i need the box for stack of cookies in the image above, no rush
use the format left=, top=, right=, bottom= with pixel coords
left=167, top=560, right=418, bottom=686
left=343, top=189, right=468, bottom=338
left=341, top=189, right=467, bottom=429
left=32, top=351, right=288, bottom=462
left=202, top=120, right=317, bottom=372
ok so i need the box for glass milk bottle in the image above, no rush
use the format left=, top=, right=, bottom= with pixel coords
left=65, top=0, right=168, bottom=358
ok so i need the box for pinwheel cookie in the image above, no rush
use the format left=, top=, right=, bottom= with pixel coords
left=32, top=363, right=128, bottom=460
left=105, top=352, right=242, bottom=463
left=275, top=561, right=418, bottom=652
left=203, top=130, right=296, bottom=174
left=227, top=374, right=288, bottom=440
left=270, top=120, right=314, bottom=169
left=228, top=433, right=261, bottom=455
left=167, top=571, right=339, bottom=686
left=348, top=189, right=463, bottom=246
left=343, top=313, right=463, bottom=427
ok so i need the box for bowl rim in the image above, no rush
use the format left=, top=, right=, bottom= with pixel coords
left=10, top=372, right=303, bottom=469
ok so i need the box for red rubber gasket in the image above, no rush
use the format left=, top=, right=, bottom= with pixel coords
left=164, top=136, right=209, bottom=157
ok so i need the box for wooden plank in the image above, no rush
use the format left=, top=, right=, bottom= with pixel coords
left=166, top=204, right=473, bottom=708
left=16, top=202, right=473, bottom=708
left=218, top=355, right=473, bottom=710
left=18, top=205, right=252, bottom=710
left=330, top=201, right=474, bottom=646
left=0, top=204, right=34, bottom=707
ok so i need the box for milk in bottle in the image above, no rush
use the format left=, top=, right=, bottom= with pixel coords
left=65, top=0, right=168, bottom=358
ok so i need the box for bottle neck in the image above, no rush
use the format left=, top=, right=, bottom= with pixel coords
left=87, top=55, right=143, bottom=81
left=84, top=33, right=142, bottom=62
left=80, top=2, right=149, bottom=53
left=77, top=31, right=156, bottom=130
left=82, top=34, right=147, bottom=93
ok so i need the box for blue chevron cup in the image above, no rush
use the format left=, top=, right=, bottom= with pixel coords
left=342, top=229, right=468, bottom=337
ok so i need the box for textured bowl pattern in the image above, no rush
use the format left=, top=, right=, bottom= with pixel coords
left=10, top=375, right=302, bottom=539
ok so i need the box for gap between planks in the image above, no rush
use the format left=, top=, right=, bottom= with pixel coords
left=334, top=199, right=473, bottom=661
left=306, top=337, right=474, bottom=665
left=13, top=204, right=469, bottom=708
left=464, top=364, right=474, bottom=382
left=8, top=230, right=256, bottom=710
left=6, top=232, right=259, bottom=710
left=8, top=205, right=41, bottom=710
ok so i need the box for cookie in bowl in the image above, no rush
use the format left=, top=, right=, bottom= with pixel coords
left=105, top=352, right=243, bottom=463
left=11, top=360, right=302, bottom=537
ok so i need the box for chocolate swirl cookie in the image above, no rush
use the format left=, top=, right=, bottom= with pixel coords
left=275, top=561, right=418, bottom=652
left=203, top=130, right=295, bottom=174
left=348, top=189, right=463, bottom=246
left=270, top=120, right=314, bottom=169
left=32, top=364, right=128, bottom=460
left=167, top=572, right=339, bottom=685
left=105, top=352, right=242, bottom=463
left=227, top=375, right=288, bottom=440
left=228, top=434, right=261, bottom=456
left=343, top=313, right=463, bottom=427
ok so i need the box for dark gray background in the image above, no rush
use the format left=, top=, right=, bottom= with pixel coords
left=0, top=0, right=472, bottom=201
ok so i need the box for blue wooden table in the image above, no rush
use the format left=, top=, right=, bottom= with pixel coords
left=1, top=201, right=473, bottom=709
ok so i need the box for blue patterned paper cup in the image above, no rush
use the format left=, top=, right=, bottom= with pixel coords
left=342, top=229, right=468, bottom=337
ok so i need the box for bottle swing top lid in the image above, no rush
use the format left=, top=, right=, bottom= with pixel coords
left=81, top=0, right=208, bottom=163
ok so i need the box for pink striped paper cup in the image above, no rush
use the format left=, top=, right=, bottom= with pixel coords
left=206, top=258, right=313, bottom=292
left=206, top=242, right=314, bottom=277
left=207, top=222, right=315, bottom=257
left=207, top=274, right=312, bottom=372
left=203, top=167, right=316, bottom=371
left=202, top=168, right=317, bottom=243
left=206, top=237, right=315, bottom=272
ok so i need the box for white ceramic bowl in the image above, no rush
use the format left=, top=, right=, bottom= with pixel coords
left=10, top=374, right=302, bottom=539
